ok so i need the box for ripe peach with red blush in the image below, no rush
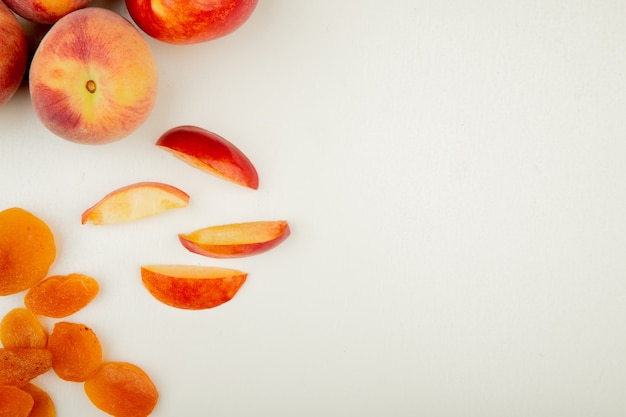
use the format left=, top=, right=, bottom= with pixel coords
left=3, top=0, right=91, bottom=24
left=29, top=8, right=158, bottom=144
left=126, top=0, right=258, bottom=44
left=0, top=1, right=27, bottom=107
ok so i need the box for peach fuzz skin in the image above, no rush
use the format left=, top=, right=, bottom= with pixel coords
left=141, top=265, right=247, bottom=310
left=125, top=0, right=257, bottom=44
left=29, top=8, right=158, bottom=145
left=0, top=1, right=27, bottom=107
left=3, top=0, right=91, bottom=24
left=157, top=125, right=259, bottom=189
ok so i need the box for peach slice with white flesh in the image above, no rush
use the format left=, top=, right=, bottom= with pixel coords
left=156, top=125, right=259, bottom=189
left=81, top=182, right=189, bottom=225
left=140, top=265, right=247, bottom=310
left=178, top=220, right=290, bottom=258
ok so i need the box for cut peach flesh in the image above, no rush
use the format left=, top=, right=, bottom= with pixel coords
left=141, top=265, right=247, bottom=310
left=82, top=182, right=189, bottom=225
left=142, top=264, right=246, bottom=279
left=179, top=220, right=290, bottom=258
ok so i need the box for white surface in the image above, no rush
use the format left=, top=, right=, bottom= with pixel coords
left=2, top=1, right=626, bottom=416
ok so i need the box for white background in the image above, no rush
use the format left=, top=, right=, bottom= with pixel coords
left=2, top=1, right=626, bottom=416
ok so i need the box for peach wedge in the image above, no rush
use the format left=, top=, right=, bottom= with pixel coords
left=82, top=182, right=189, bottom=225
left=141, top=265, right=247, bottom=310
left=156, top=125, right=259, bottom=189
left=179, top=220, right=290, bottom=258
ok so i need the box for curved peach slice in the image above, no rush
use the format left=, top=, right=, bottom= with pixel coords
left=179, top=220, right=290, bottom=258
left=156, top=125, right=259, bottom=189
left=141, top=265, right=247, bottom=310
left=82, top=182, right=189, bottom=225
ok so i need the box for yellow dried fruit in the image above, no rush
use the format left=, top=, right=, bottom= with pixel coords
left=0, top=207, right=56, bottom=296
left=24, top=273, right=99, bottom=318
left=0, top=308, right=47, bottom=349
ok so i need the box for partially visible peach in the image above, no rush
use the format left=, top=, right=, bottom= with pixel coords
left=126, top=0, right=258, bottom=44
left=29, top=8, right=158, bottom=144
left=0, top=1, right=27, bottom=107
left=3, top=0, right=90, bottom=24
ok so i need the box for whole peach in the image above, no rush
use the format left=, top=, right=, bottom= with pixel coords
left=29, top=8, right=158, bottom=144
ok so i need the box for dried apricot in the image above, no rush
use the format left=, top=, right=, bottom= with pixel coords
left=0, top=385, right=34, bottom=417
left=47, top=322, right=102, bottom=382
left=0, top=308, right=47, bottom=349
left=0, top=348, right=52, bottom=387
left=84, top=361, right=159, bottom=417
left=24, top=273, right=99, bottom=318
left=21, top=384, right=56, bottom=417
left=0, top=207, right=56, bottom=296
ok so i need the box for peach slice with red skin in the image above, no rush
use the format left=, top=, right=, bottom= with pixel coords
left=141, top=265, right=247, bottom=310
left=82, top=182, right=189, bottom=225
left=156, top=125, right=259, bottom=189
left=179, top=220, right=290, bottom=258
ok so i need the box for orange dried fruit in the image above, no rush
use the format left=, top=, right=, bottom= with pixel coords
left=84, top=361, right=159, bottom=417
left=24, top=273, right=99, bottom=318
left=0, top=207, right=56, bottom=296
left=0, top=348, right=52, bottom=387
left=0, top=385, right=34, bottom=417
left=0, top=308, right=47, bottom=349
left=21, top=384, right=56, bottom=417
left=47, top=322, right=102, bottom=382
